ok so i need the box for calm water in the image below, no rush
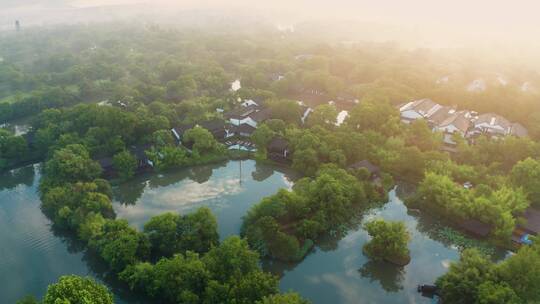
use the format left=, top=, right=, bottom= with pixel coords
left=113, top=160, right=295, bottom=239
left=0, top=165, right=91, bottom=304
left=268, top=191, right=461, bottom=304
left=0, top=160, right=505, bottom=304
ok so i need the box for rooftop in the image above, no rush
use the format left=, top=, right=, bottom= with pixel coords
left=268, top=137, right=289, bottom=152
left=519, top=208, right=540, bottom=234
left=457, top=219, right=492, bottom=237
left=349, top=160, right=380, bottom=175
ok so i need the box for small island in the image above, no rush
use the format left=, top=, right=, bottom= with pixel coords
left=363, top=219, right=411, bottom=266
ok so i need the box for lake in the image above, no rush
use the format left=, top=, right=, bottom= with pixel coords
left=0, top=160, right=505, bottom=304
left=0, top=165, right=91, bottom=304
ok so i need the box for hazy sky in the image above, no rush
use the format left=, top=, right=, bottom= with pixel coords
left=3, top=0, right=540, bottom=49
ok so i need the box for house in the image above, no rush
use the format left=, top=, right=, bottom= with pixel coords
left=199, top=120, right=229, bottom=141
left=233, top=124, right=257, bottom=137
left=348, top=160, right=381, bottom=181
left=456, top=218, right=492, bottom=238
left=129, top=145, right=154, bottom=169
left=434, top=111, right=471, bottom=136
left=97, top=157, right=115, bottom=177
left=298, top=102, right=313, bottom=124
left=510, top=122, right=529, bottom=138
left=171, top=124, right=194, bottom=144
left=518, top=208, right=540, bottom=236
left=399, top=99, right=442, bottom=123
left=250, top=108, right=272, bottom=125
left=267, top=137, right=291, bottom=163
left=469, top=113, right=528, bottom=138
left=471, top=113, right=511, bottom=137
left=23, top=132, right=36, bottom=149
left=241, top=99, right=258, bottom=107
left=225, top=105, right=259, bottom=128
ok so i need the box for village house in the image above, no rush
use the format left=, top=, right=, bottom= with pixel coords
left=298, top=101, right=313, bottom=124
left=470, top=113, right=528, bottom=138
left=97, top=157, right=115, bottom=177
left=399, top=99, right=528, bottom=141
left=232, top=124, right=257, bottom=137
left=129, top=144, right=154, bottom=169
left=225, top=105, right=260, bottom=128
left=512, top=208, right=540, bottom=246
left=267, top=137, right=291, bottom=163
left=348, top=160, right=381, bottom=183
left=456, top=218, right=493, bottom=238
left=241, top=99, right=258, bottom=107
left=398, top=99, right=443, bottom=123
left=171, top=120, right=232, bottom=145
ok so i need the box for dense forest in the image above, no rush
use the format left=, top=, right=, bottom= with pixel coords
left=1, top=23, right=539, bottom=304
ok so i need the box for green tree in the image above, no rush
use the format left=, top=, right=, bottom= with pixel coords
left=42, top=144, right=101, bottom=188
left=405, top=119, right=442, bottom=151
left=16, top=296, right=39, bottom=304
left=144, top=208, right=219, bottom=257
left=89, top=219, right=150, bottom=272
left=510, top=157, right=540, bottom=206
left=113, top=150, right=137, bottom=180
left=363, top=219, right=410, bottom=265
left=166, top=75, right=198, bottom=102
left=267, top=99, right=302, bottom=124
left=346, top=101, right=398, bottom=133
left=436, top=249, right=494, bottom=304
left=184, top=126, right=221, bottom=156
left=257, top=293, right=311, bottom=304
left=43, top=275, right=113, bottom=304
left=307, top=104, right=338, bottom=128
left=496, top=244, right=540, bottom=301
left=292, top=148, right=319, bottom=176
left=252, top=124, right=275, bottom=157
left=476, top=281, right=520, bottom=304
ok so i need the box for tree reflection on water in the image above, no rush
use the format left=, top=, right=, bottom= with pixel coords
left=358, top=260, right=405, bottom=293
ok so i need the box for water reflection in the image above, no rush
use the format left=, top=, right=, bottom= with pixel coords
left=0, top=165, right=35, bottom=191
left=272, top=189, right=507, bottom=304
left=113, top=160, right=296, bottom=238
left=358, top=260, right=405, bottom=293
left=251, top=162, right=275, bottom=181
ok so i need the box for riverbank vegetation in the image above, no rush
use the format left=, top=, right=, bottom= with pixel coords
left=33, top=143, right=309, bottom=303
left=242, top=165, right=384, bottom=261
left=17, top=275, right=113, bottom=304
left=436, top=242, right=540, bottom=304
left=363, top=219, right=411, bottom=266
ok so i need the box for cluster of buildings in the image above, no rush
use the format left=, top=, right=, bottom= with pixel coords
left=169, top=99, right=311, bottom=160
left=399, top=99, right=528, bottom=149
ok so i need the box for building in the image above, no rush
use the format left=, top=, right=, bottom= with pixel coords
left=518, top=208, right=540, bottom=236
left=172, top=120, right=231, bottom=144
left=241, top=99, right=259, bottom=107
left=298, top=102, right=313, bottom=124
left=97, top=157, right=115, bottom=177
left=509, top=122, right=529, bottom=138
left=233, top=124, right=257, bottom=137
left=348, top=160, right=381, bottom=182
left=171, top=124, right=194, bottom=144
left=470, top=113, right=528, bottom=138
left=456, top=219, right=493, bottom=238
left=129, top=145, right=154, bottom=169
left=399, top=99, right=442, bottom=123
left=250, top=108, right=272, bottom=125
left=267, top=137, right=291, bottom=163
left=225, top=105, right=260, bottom=128
left=433, top=110, right=471, bottom=135
left=199, top=120, right=229, bottom=141
left=399, top=98, right=528, bottom=140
